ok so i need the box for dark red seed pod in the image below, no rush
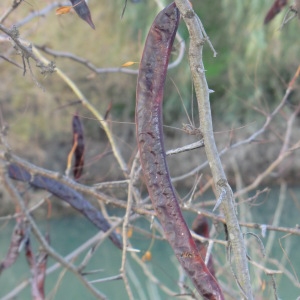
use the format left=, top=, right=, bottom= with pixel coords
left=192, top=215, right=216, bottom=278
left=8, top=164, right=122, bottom=249
left=136, top=3, right=224, bottom=299
left=72, top=114, right=85, bottom=180
left=70, top=0, right=95, bottom=29
left=264, top=0, right=287, bottom=24
left=0, top=220, right=26, bottom=274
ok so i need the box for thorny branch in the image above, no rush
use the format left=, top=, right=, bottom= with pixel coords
left=0, top=24, right=55, bottom=75
left=174, top=0, right=253, bottom=298
left=172, top=64, right=300, bottom=185
left=1, top=148, right=300, bottom=236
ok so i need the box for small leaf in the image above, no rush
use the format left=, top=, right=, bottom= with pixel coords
left=56, top=6, right=72, bottom=15
left=142, top=251, right=152, bottom=262
left=121, top=61, right=138, bottom=67
left=127, top=227, right=133, bottom=238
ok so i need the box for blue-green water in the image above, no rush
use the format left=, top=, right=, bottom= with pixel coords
left=0, top=216, right=180, bottom=300
left=0, top=187, right=300, bottom=299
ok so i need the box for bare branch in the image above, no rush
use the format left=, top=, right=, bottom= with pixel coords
left=175, top=0, right=253, bottom=298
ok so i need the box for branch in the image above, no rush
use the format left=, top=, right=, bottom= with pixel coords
left=188, top=207, right=300, bottom=236
left=2, top=149, right=299, bottom=239
left=174, top=1, right=253, bottom=298
left=35, top=45, right=140, bottom=75
left=0, top=22, right=128, bottom=176
left=34, top=30, right=185, bottom=75
left=16, top=2, right=68, bottom=26
left=0, top=150, right=149, bottom=214
left=0, top=24, right=55, bottom=75
left=0, top=0, right=23, bottom=23
left=120, top=154, right=140, bottom=300
left=172, top=64, right=299, bottom=184
left=34, top=0, right=186, bottom=76
left=7, top=162, right=122, bottom=248
left=31, top=46, right=129, bottom=175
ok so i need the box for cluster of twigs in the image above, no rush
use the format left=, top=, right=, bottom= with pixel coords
left=0, top=1, right=300, bottom=299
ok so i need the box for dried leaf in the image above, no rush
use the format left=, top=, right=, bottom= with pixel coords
left=142, top=251, right=152, bottom=262
left=56, top=6, right=72, bottom=15
left=121, top=61, right=138, bottom=67
left=127, top=227, right=133, bottom=238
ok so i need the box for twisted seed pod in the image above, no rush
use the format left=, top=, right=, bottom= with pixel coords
left=136, top=3, right=224, bottom=299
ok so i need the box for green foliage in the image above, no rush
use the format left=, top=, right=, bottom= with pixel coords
left=213, top=0, right=299, bottom=126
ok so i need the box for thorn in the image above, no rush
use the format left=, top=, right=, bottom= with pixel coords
left=126, top=247, right=140, bottom=253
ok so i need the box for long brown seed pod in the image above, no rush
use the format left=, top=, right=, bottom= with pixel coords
left=8, top=163, right=122, bottom=249
left=72, top=114, right=85, bottom=179
left=136, top=3, right=224, bottom=299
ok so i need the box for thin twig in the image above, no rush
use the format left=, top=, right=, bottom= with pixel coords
left=0, top=0, right=23, bottom=23
left=172, top=78, right=295, bottom=184
left=120, top=154, right=140, bottom=300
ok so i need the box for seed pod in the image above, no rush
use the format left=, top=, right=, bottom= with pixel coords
left=25, top=236, right=49, bottom=300
left=192, top=215, right=216, bottom=278
left=70, top=0, right=95, bottom=29
left=264, top=0, right=287, bottom=24
left=0, top=220, right=27, bottom=274
left=8, top=164, right=122, bottom=249
left=72, top=114, right=85, bottom=179
left=136, top=3, right=224, bottom=299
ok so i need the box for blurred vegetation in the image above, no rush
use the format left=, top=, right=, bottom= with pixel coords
left=0, top=0, right=299, bottom=180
